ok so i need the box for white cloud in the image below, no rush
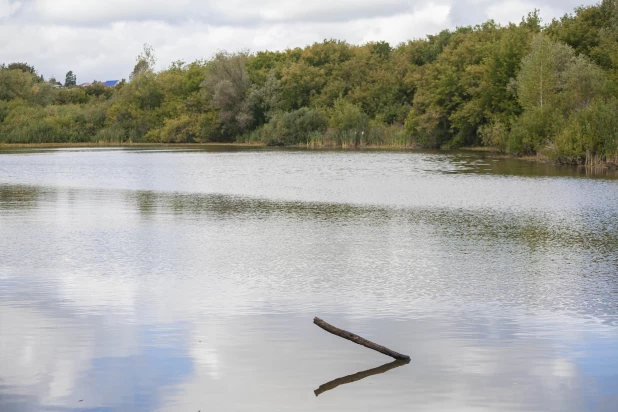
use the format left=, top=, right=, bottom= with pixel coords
left=358, top=2, right=452, bottom=44
left=0, top=0, right=21, bottom=19
left=25, top=0, right=413, bottom=25
left=485, top=0, right=559, bottom=25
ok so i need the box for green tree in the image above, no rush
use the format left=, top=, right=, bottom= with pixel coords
left=246, top=70, right=282, bottom=125
left=65, top=71, right=77, bottom=87
left=7, top=62, right=38, bottom=75
left=0, top=69, right=36, bottom=101
left=516, top=35, right=573, bottom=111
left=1, top=1, right=617, bottom=158
left=546, top=0, right=617, bottom=61
left=511, top=34, right=608, bottom=154
left=202, top=51, right=254, bottom=136
left=329, top=98, right=368, bottom=132
left=130, top=44, right=156, bottom=80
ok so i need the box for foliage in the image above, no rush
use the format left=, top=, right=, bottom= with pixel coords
left=0, top=68, right=55, bottom=105
left=65, top=71, right=77, bottom=87
left=509, top=34, right=610, bottom=154
left=202, top=51, right=253, bottom=137
left=131, top=44, right=157, bottom=80
left=259, top=108, right=328, bottom=146
left=145, top=113, right=220, bottom=143
left=6, top=62, right=39, bottom=76
left=507, top=107, right=563, bottom=154
left=1, top=1, right=617, bottom=164
left=548, top=98, right=618, bottom=164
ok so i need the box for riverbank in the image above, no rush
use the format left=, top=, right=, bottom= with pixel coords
left=2, top=142, right=617, bottom=171
left=459, top=147, right=618, bottom=170
left=0, top=142, right=267, bottom=149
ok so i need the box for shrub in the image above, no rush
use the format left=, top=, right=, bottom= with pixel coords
left=260, top=108, right=328, bottom=145
left=144, top=113, right=220, bottom=143
left=548, top=98, right=618, bottom=164
left=479, top=121, right=508, bottom=152
left=328, top=98, right=368, bottom=133
left=507, top=107, right=563, bottom=155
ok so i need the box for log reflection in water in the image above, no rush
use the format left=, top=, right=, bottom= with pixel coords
left=314, top=359, right=410, bottom=396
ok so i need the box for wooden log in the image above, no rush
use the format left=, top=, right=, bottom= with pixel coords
left=315, top=359, right=409, bottom=396
left=313, top=317, right=410, bottom=361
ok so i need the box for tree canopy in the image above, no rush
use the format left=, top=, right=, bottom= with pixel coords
left=65, top=71, right=77, bottom=87
left=0, top=1, right=617, bottom=164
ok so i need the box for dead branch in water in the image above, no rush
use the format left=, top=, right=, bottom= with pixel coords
left=313, top=317, right=410, bottom=361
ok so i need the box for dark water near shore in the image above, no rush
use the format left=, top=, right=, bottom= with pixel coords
left=1, top=147, right=617, bottom=411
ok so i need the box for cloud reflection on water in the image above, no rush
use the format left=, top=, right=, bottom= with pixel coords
left=1, top=149, right=617, bottom=411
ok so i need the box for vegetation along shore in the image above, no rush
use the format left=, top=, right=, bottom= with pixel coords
left=1, top=1, right=618, bottom=166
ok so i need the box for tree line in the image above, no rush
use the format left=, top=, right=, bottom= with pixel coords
left=1, top=1, right=618, bottom=165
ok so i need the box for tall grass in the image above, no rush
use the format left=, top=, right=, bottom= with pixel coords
left=306, top=124, right=410, bottom=148
left=0, top=102, right=117, bottom=144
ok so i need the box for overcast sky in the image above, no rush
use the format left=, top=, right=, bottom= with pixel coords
left=0, top=0, right=599, bottom=83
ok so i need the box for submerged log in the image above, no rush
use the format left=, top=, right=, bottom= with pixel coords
left=314, top=359, right=409, bottom=396
left=313, top=317, right=410, bottom=361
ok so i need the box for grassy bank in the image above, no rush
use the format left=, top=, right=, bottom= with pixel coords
left=0, top=142, right=265, bottom=149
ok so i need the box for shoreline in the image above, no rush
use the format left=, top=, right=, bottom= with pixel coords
left=0, top=142, right=267, bottom=148
left=1, top=142, right=616, bottom=170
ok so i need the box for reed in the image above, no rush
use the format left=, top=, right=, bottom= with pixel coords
left=304, top=124, right=410, bottom=149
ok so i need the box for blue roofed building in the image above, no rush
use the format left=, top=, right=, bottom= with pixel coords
left=104, top=80, right=120, bottom=87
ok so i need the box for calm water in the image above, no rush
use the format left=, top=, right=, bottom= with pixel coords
left=1, top=147, right=617, bottom=412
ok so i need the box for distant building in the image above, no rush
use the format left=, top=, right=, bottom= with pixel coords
left=78, top=80, right=119, bottom=88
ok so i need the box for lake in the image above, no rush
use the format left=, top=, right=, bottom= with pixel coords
left=1, top=146, right=617, bottom=412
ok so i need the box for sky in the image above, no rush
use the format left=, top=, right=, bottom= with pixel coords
left=0, top=0, right=600, bottom=83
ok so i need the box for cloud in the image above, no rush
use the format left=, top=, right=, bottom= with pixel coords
left=0, top=0, right=22, bottom=19
left=450, top=0, right=592, bottom=26
left=16, top=0, right=423, bottom=25
left=0, top=0, right=602, bottom=82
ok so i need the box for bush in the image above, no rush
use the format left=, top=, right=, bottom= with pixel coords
left=144, top=113, right=220, bottom=143
left=0, top=100, right=10, bottom=123
left=260, top=108, right=327, bottom=145
left=479, top=121, right=508, bottom=152
left=0, top=102, right=111, bottom=143
left=329, top=98, right=368, bottom=133
left=507, top=107, right=563, bottom=155
left=404, top=107, right=450, bottom=148
left=54, top=88, right=89, bottom=105
left=325, top=98, right=370, bottom=147
left=84, top=82, right=114, bottom=99
left=548, top=98, right=618, bottom=164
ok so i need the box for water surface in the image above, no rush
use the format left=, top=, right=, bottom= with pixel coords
left=1, top=147, right=617, bottom=411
